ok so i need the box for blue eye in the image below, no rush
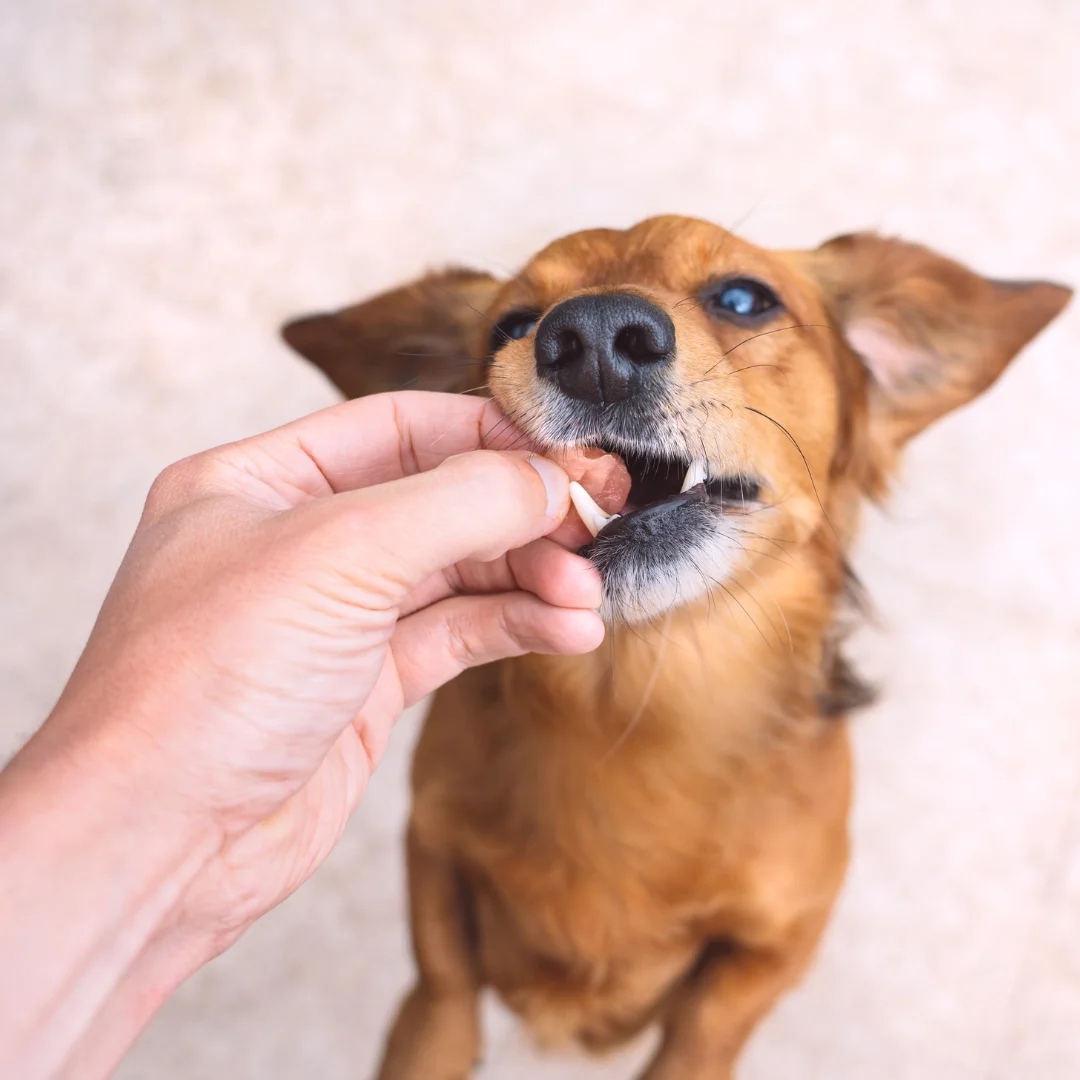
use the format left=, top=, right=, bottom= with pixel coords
left=721, top=286, right=755, bottom=315
left=490, top=309, right=540, bottom=355
left=703, top=278, right=782, bottom=321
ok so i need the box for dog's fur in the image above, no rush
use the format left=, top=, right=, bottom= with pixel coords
left=284, top=217, right=1069, bottom=1079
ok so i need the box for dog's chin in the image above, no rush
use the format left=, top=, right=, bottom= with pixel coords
left=584, top=488, right=745, bottom=624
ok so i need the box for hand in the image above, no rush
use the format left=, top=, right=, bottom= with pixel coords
left=50, top=391, right=616, bottom=938
left=0, top=391, right=626, bottom=1080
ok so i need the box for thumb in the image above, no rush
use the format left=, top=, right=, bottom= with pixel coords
left=326, top=450, right=569, bottom=602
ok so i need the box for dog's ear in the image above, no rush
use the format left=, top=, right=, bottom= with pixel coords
left=807, top=233, right=1071, bottom=459
left=281, top=268, right=503, bottom=398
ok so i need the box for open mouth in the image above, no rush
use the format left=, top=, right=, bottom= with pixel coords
left=569, top=445, right=761, bottom=545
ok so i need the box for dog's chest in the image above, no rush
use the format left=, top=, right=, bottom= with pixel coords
left=455, top=742, right=747, bottom=954
left=447, top=765, right=741, bottom=1045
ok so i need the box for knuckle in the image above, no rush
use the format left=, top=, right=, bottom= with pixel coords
left=143, top=454, right=231, bottom=518
left=445, top=614, right=483, bottom=669
left=144, top=458, right=198, bottom=515
left=445, top=602, right=526, bottom=672
left=320, top=498, right=377, bottom=546
left=495, top=605, right=520, bottom=650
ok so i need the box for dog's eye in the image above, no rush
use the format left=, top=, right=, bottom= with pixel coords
left=489, top=309, right=541, bottom=355
left=702, top=278, right=782, bottom=321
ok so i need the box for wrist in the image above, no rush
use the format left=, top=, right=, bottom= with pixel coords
left=0, top=704, right=222, bottom=1080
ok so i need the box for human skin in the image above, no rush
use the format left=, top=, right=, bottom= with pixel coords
left=0, top=391, right=619, bottom=1080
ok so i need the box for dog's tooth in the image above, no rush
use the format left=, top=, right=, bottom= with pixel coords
left=569, top=481, right=618, bottom=538
left=680, top=458, right=709, bottom=493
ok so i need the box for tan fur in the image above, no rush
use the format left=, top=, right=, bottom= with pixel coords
left=283, top=216, right=1069, bottom=1079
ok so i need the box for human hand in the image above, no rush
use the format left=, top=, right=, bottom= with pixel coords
left=0, top=391, right=629, bottom=1080
left=50, top=392, right=629, bottom=943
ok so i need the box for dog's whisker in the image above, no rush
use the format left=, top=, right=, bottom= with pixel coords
left=425, top=279, right=500, bottom=330
left=598, top=610, right=673, bottom=765
left=393, top=351, right=488, bottom=362
left=741, top=405, right=838, bottom=540
left=711, top=578, right=775, bottom=652
left=699, top=323, right=837, bottom=380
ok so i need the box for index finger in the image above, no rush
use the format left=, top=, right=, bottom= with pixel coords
left=267, top=391, right=528, bottom=493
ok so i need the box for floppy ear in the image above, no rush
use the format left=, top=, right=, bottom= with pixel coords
left=281, top=267, right=502, bottom=398
left=808, top=233, right=1071, bottom=458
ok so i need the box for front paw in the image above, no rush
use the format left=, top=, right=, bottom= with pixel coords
left=375, top=986, right=480, bottom=1080
left=637, top=1052, right=734, bottom=1080
left=638, top=1069, right=733, bottom=1080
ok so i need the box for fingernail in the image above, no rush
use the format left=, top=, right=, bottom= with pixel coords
left=526, top=454, right=566, bottom=520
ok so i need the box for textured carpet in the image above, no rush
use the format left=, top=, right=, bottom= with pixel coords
left=2, top=1, right=1078, bottom=1077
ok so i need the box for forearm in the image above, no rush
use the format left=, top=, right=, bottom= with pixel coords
left=0, top=714, right=221, bottom=1080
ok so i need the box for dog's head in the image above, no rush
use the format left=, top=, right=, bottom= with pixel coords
left=284, top=216, right=1069, bottom=624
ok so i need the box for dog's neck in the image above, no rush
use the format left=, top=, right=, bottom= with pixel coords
left=502, top=548, right=845, bottom=756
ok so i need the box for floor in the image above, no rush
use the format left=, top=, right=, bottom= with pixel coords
left=2, top=1, right=1079, bottom=1077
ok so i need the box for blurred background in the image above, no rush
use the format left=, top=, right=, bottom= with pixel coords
left=2, top=1, right=1079, bottom=1077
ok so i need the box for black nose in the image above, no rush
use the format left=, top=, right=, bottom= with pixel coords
left=534, top=293, right=676, bottom=405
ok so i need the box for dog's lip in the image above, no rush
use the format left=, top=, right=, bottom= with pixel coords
left=598, top=483, right=708, bottom=536
left=575, top=484, right=711, bottom=557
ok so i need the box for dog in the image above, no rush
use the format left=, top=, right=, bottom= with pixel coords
left=283, top=216, right=1070, bottom=1079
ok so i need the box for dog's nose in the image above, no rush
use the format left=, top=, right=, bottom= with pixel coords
left=534, top=293, right=676, bottom=405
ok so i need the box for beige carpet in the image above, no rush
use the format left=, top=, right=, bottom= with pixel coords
left=3, top=1, right=1079, bottom=1077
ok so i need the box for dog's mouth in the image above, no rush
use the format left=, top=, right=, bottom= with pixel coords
left=570, top=444, right=761, bottom=549
left=515, top=394, right=766, bottom=620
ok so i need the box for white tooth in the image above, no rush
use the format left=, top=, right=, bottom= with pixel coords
left=569, top=481, right=618, bottom=538
left=680, top=458, right=709, bottom=493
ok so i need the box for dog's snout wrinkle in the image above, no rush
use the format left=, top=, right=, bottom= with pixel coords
left=535, top=292, right=675, bottom=405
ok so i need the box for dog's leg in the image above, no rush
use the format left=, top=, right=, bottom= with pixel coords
left=637, top=911, right=829, bottom=1080
left=374, top=830, right=481, bottom=1080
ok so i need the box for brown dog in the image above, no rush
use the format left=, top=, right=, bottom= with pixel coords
left=283, top=217, right=1069, bottom=1079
